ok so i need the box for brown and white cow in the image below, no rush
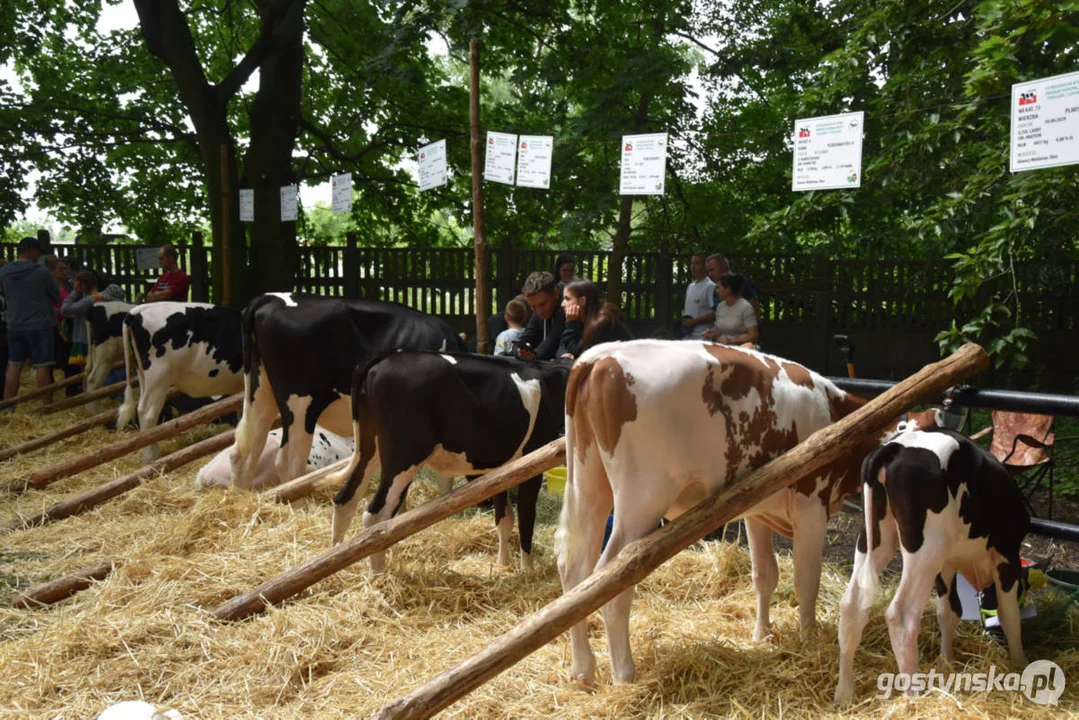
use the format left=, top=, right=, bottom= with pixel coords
left=555, top=339, right=926, bottom=686
left=834, top=427, right=1029, bottom=705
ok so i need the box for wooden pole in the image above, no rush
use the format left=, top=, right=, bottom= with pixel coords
left=36, top=380, right=128, bottom=415
left=264, top=457, right=351, bottom=504
left=0, top=407, right=119, bottom=463
left=0, top=370, right=91, bottom=411
left=220, top=143, right=232, bottom=307
left=373, top=343, right=990, bottom=720
left=469, top=39, right=492, bottom=355
left=11, top=561, right=115, bottom=608
left=211, top=439, right=565, bottom=621
left=2, top=393, right=243, bottom=495
left=2, top=429, right=239, bottom=532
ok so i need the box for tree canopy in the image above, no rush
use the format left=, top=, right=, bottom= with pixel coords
left=1, top=0, right=1076, bottom=355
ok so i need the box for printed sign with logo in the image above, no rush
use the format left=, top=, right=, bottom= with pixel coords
left=516, top=135, right=554, bottom=189
left=417, top=139, right=448, bottom=191
left=1010, top=70, right=1079, bottom=172
left=280, top=184, right=298, bottom=222
left=239, top=188, right=254, bottom=222
left=619, top=132, right=668, bottom=195
left=331, top=172, right=352, bottom=214
left=484, top=131, right=518, bottom=185
left=792, top=111, right=864, bottom=191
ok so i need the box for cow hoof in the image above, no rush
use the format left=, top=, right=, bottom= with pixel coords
left=571, top=668, right=597, bottom=690
left=833, top=685, right=853, bottom=707
left=520, top=552, right=533, bottom=572
left=752, top=626, right=775, bottom=643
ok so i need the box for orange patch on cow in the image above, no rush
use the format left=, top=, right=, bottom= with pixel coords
left=780, top=361, right=815, bottom=390
left=587, top=356, right=638, bottom=456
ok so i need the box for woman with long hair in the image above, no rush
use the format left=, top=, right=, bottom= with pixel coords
left=558, top=279, right=633, bottom=359
left=552, top=252, right=581, bottom=291
left=703, top=273, right=759, bottom=348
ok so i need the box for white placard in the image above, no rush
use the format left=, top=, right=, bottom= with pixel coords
left=792, top=111, right=864, bottom=191
left=239, top=189, right=254, bottom=222
left=331, top=172, right=352, bottom=214
left=280, top=184, right=298, bottom=222
left=484, top=131, right=518, bottom=185
left=619, top=132, right=668, bottom=195
left=516, top=135, right=554, bottom=189
left=1011, top=70, right=1079, bottom=173
left=135, top=248, right=159, bottom=271
left=418, top=139, right=448, bottom=191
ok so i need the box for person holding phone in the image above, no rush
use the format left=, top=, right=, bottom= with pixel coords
left=515, top=271, right=566, bottom=361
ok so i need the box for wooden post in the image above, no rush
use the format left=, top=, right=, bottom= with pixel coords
left=344, top=232, right=360, bottom=299
left=11, top=561, right=115, bottom=608
left=211, top=439, right=565, bottom=621
left=469, top=40, right=492, bottom=355
left=35, top=380, right=128, bottom=415
left=372, top=343, right=990, bottom=720
left=3, top=393, right=242, bottom=495
left=2, top=428, right=242, bottom=533
left=264, top=458, right=351, bottom=504
left=190, top=231, right=208, bottom=303
left=220, top=144, right=232, bottom=307
left=0, top=407, right=119, bottom=463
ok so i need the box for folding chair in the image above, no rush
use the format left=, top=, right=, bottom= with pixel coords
left=971, top=411, right=1056, bottom=519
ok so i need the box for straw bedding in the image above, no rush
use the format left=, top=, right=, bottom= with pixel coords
left=1, top=384, right=1077, bottom=719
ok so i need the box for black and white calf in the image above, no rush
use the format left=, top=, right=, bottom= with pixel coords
left=834, top=427, right=1030, bottom=705
left=85, top=301, right=133, bottom=410
left=118, top=302, right=244, bottom=463
left=197, top=426, right=354, bottom=490
left=230, top=293, right=468, bottom=491
left=328, top=351, right=570, bottom=572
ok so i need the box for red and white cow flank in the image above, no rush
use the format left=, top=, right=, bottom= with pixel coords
left=556, top=339, right=920, bottom=686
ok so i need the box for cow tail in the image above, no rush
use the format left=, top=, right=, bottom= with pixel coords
left=855, top=445, right=895, bottom=611
left=554, top=360, right=595, bottom=559
left=116, top=317, right=138, bottom=429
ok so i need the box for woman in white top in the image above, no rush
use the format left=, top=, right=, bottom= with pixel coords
left=703, top=273, right=759, bottom=348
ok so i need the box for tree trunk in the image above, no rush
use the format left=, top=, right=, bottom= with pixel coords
left=244, top=15, right=305, bottom=300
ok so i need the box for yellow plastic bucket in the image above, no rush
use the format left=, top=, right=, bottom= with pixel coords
left=544, top=466, right=568, bottom=496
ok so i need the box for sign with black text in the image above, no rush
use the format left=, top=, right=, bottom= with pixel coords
left=516, top=135, right=554, bottom=189
left=1011, top=70, right=1079, bottom=172
left=792, top=112, right=864, bottom=191
left=239, top=188, right=254, bottom=222
left=484, top=131, right=517, bottom=185
left=619, top=132, right=667, bottom=195
left=418, top=139, right=448, bottom=191
left=331, top=173, right=352, bottom=214
left=280, top=184, right=298, bottom=222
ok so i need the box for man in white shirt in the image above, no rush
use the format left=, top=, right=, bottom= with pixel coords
left=680, top=253, right=715, bottom=339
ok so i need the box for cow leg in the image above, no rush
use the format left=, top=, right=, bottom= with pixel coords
left=835, top=512, right=899, bottom=706
left=556, top=455, right=613, bottom=687
left=363, top=465, right=419, bottom=573
left=136, top=383, right=170, bottom=464
left=330, top=447, right=379, bottom=545
left=745, top=516, right=779, bottom=642
left=885, top=545, right=946, bottom=688
left=791, top=497, right=828, bottom=639
left=994, top=564, right=1028, bottom=666
left=276, top=424, right=315, bottom=486
left=935, top=567, right=961, bottom=663
left=516, top=475, right=542, bottom=571
left=231, top=364, right=277, bottom=490
left=492, top=491, right=515, bottom=568
left=599, top=492, right=665, bottom=684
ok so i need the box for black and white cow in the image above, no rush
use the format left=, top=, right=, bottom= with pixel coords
left=197, top=425, right=354, bottom=490
left=834, top=427, right=1030, bottom=705
left=85, top=300, right=133, bottom=411
left=328, top=350, right=570, bottom=571
left=230, top=293, right=469, bottom=491
left=118, top=302, right=244, bottom=463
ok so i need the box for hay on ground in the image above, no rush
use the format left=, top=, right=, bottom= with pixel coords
left=0, top=387, right=1077, bottom=719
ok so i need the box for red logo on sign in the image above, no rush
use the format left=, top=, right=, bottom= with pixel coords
left=520, top=142, right=528, bottom=149
left=624, top=143, right=633, bottom=151
left=798, top=128, right=811, bottom=138
left=488, top=138, right=495, bottom=144
left=420, top=153, right=426, bottom=159
left=1018, top=92, right=1037, bottom=106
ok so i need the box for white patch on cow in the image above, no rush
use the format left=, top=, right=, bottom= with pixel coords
left=266, top=292, right=298, bottom=307
left=440, top=354, right=458, bottom=365
left=887, top=430, right=961, bottom=471
left=438, top=338, right=447, bottom=352
left=508, top=373, right=542, bottom=460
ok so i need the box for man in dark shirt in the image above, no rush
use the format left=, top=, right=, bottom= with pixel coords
left=515, top=271, right=566, bottom=361
left=1, top=237, right=61, bottom=403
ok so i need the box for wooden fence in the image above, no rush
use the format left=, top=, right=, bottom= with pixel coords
left=3, top=238, right=1076, bottom=389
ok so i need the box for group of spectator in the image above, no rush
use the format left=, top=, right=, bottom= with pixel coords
left=0, top=239, right=189, bottom=405
left=681, top=252, right=760, bottom=349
